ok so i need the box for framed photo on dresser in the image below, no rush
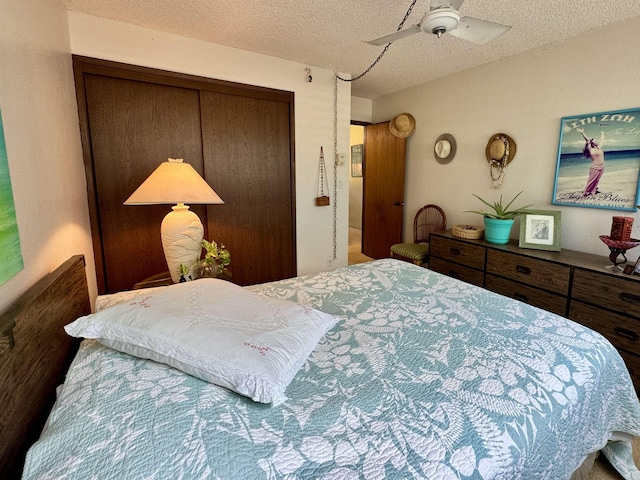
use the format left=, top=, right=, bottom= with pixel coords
left=519, top=210, right=562, bottom=251
left=630, top=256, right=640, bottom=275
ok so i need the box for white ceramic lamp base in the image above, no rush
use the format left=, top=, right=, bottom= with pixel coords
left=161, top=204, right=204, bottom=283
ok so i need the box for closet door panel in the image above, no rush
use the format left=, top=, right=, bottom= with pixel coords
left=200, top=91, right=295, bottom=285
left=84, top=74, right=205, bottom=293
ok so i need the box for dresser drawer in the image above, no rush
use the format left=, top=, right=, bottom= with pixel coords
left=569, top=301, right=640, bottom=392
left=569, top=301, right=640, bottom=353
left=430, top=236, right=485, bottom=270
left=485, top=274, right=567, bottom=316
left=572, top=268, right=640, bottom=317
left=429, top=257, right=484, bottom=287
left=486, top=250, right=570, bottom=295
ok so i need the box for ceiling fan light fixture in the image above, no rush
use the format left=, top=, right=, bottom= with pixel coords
left=364, top=0, right=511, bottom=49
left=421, top=9, right=461, bottom=37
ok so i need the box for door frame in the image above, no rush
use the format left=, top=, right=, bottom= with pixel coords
left=350, top=120, right=369, bottom=234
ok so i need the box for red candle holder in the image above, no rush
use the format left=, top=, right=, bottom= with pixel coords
left=599, top=235, right=640, bottom=270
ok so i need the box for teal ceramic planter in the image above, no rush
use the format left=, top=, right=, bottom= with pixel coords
left=483, top=217, right=514, bottom=244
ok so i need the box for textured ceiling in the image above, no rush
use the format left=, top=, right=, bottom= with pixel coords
left=62, top=0, right=640, bottom=99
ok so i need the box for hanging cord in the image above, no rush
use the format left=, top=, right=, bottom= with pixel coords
left=336, top=0, right=418, bottom=83
left=331, top=74, right=338, bottom=261
left=330, top=0, right=418, bottom=262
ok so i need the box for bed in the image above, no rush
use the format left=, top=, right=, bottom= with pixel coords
left=0, top=256, right=90, bottom=478
left=2, top=256, right=640, bottom=479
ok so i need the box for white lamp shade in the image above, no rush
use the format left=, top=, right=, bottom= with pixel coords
left=124, top=158, right=224, bottom=283
left=124, top=158, right=224, bottom=205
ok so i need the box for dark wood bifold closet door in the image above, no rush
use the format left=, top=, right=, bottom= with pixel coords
left=200, top=92, right=295, bottom=286
left=74, top=56, right=296, bottom=293
left=84, top=74, right=206, bottom=294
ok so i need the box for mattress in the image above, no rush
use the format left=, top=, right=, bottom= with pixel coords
left=23, top=259, right=640, bottom=479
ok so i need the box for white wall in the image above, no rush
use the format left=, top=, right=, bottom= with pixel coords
left=351, top=96, right=373, bottom=123
left=67, top=12, right=352, bottom=275
left=373, top=16, right=640, bottom=259
left=0, top=1, right=96, bottom=313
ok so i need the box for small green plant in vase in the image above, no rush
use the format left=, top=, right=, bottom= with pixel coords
left=179, top=239, right=231, bottom=281
left=466, top=191, right=533, bottom=219
left=466, top=191, right=533, bottom=244
left=198, top=239, right=231, bottom=278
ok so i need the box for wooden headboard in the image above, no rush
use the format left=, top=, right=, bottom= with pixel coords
left=0, top=255, right=90, bottom=479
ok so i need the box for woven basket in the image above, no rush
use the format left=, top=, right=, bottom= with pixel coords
left=452, top=224, right=485, bottom=240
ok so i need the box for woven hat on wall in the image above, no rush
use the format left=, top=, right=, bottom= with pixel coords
left=434, top=133, right=457, bottom=163
left=389, top=113, right=416, bottom=138
left=485, top=133, right=517, bottom=165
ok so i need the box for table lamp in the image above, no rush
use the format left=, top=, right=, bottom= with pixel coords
left=124, top=158, right=224, bottom=283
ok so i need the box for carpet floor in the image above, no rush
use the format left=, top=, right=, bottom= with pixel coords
left=348, top=227, right=373, bottom=265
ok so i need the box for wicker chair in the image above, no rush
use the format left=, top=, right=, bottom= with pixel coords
left=390, top=204, right=447, bottom=266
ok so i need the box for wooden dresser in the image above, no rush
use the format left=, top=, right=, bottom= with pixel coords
left=429, top=230, right=640, bottom=391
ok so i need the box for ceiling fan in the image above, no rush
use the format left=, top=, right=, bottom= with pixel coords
left=366, top=0, right=511, bottom=46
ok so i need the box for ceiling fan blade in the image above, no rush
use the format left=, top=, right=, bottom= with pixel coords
left=365, top=24, right=422, bottom=46
left=430, top=0, right=464, bottom=11
left=449, top=16, right=511, bottom=44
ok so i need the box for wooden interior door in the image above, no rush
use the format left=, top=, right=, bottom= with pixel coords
left=200, top=91, right=296, bottom=286
left=84, top=74, right=206, bottom=293
left=362, top=122, right=406, bottom=259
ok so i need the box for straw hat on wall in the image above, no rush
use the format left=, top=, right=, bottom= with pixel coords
left=434, top=133, right=457, bottom=163
left=389, top=113, right=416, bottom=138
left=485, top=132, right=517, bottom=188
left=485, top=133, right=517, bottom=165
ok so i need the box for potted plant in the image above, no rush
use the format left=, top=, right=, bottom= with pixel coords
left=198, top=239, right=231, bottom=278
left=466, top=192, right=533, bottom=244
left=180, top=239, right=231, bottom=281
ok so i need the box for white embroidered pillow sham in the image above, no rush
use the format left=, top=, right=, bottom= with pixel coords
left=65, top=279, right=336, bottom=405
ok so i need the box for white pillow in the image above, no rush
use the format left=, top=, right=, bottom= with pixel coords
left=65, top=279, right=336, bottom=405
left=94, top=287, right=156, bottom=312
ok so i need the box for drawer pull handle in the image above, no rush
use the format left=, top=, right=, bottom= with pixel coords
left=448, top=271, right=460, bottom=279
left=614, top=327, right=639, bottom=342
left=515, top=265, right=531, bottom=275
left=619, top=292, right=640, bottom=305
left=449, top=247, right=461, bottom=256
left=514, top=293, right=528, bottom=302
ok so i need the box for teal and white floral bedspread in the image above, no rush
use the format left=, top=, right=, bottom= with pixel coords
left=23, top=259, right=640, bottom=479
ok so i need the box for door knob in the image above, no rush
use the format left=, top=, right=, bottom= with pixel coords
left=394, top=201, right=404, bottom=206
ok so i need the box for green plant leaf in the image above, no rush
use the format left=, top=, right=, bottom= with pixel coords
left=465, top=192, right=534, bottom=219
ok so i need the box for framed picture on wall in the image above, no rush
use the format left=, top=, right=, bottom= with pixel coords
left=0, top=108, right=24, bottom=286
left=519, top=210, right=561, bottom=251
left=551, top=107, right=640, bottom=211
left=351, top=144, right=363, bottom=177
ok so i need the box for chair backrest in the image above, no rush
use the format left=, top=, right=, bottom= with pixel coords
left=414, top=204, right=447, bottom=243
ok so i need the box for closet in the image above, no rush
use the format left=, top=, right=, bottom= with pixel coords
left=73, top=57, right=296, bottom=293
